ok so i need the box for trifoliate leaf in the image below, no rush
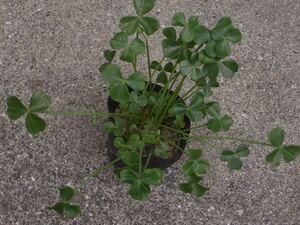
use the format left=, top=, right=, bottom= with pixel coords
left=109, top=83, right=129, bottom=105
left=235, top=144, right=250, bottom=157
left=180, top=26, right=193, bottom=43
left=205, top=40, right=217, bottom=58
left=224, top=27, right=242, bottom=43
left=6, top=96, right=27, bottom=120
left=186, top=149, right=203, bottom=160
left=101, top=64, right=123, bottom=84
left=64, top=204, right=81, bottom=219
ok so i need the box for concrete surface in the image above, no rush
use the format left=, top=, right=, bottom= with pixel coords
left=0, top=0, right=299, bottom=224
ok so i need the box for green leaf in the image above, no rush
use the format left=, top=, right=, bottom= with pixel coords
left=133, top=0, right=155, bottom=16
left=203, top=62, right=219, bottom=77
left=49, top=202, right=66, bottom=215
left=180, top=26, right=193, bottom=43
left=221, top=115, right=233, bottom=131
left=215, top=17, right=232, bottom=30
left=282, top=145, right=300, bottom=162
left=110, top=32, right=128, bottom=49
left=266, top=149, right=282, bottom=167
left=220, top=149, right=235, bottom=161
left=216, top=39, right=231, bottom=58
left=150, top=61, right=163, bottom=71
left=193, top=25, right=210, bottom=45
left=227, top=157, right=243, bottom=170
left=104, top=50, right=116, bottom=63
left=126, top=72, right=145, bottom=91
left=172, top=12, right=186, bottom=27
left=193, top=159, right=209, bottom=175
left=6, top=96, right=27, bottom=120
left=268, top=128, right=285, bottom=147
left=207, top=119, right=221, bottom=132
left=224, top=27, right=242, bottom=43
left=212, top=17, right=233, bottom=41
left=205, top=40, right=217, bottom=58
left=59, top=186, right=75, bottom=202
left=29, top=90, right=51, bottom=112
left=25, top=113, right=46, bottom=135
left=179, top=60, right=202, bottom=81
left=117, top=149, right=140, bottom=166
left=156, top=72, right=168, bottom=84
left=219, top=60, right=238, bottom=78
left=184, top=172, right=203, bottom=183
left=188, top=16, right=199, bottom=29
left=206, top=102, right=221, bottom=118
left=186, top=149, right=203, bottom=160
left=235, top=145, right=250, bottom=157
left=120, top=168, right=139, bottom=185
left=101, top=64, right=123, bottom=84
left=179, top=183, right=208, bottom=197
left=163, top=27, right=176, bottom=40
left=119, top=16, right=139, bottom=35
left=109, top=83, right=129, bottom=105
left=164, top=62, right=174, bottom=72
left=49, top=202, right=81, bottom=219
left=140, top=16, right=160, bottom=35
left=191, top=183, right=209, bottom=197
left=64, top=204, right=81, bottom=219
left=104, top=117, right=125, bottom=136
left=99, top=62, right=110, bottom=73
left=162, top=39, right=183, bottom=59
left=129, top=182, right=150, bottom=201
left=198, top=51, right=216, bottom=65
left=142, top=168, right=162, bottom=185
left=120, top=38, right=146, bottom=62
left=154, top=143, right=169, bottom=159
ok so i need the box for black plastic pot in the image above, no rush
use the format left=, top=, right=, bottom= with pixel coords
left=106, top=84, right=191, bottom=169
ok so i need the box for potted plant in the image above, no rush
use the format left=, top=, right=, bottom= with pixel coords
left=5, top=0, right=299, bottom=219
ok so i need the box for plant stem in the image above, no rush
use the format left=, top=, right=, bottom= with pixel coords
left=144, top=151, right=153, bottom=169
left=180, top=84, right=198, bottom=100
left=160, top=124, right=272, bottom=147
left=142, top=33, right=152, bottom=82
left=194, top=44, right=203, bottom=53
left=76, top=157, right=121, bottom=192
left=139, top=147, right=143, bottom=175
left=41, top=111, right=127, bottom=118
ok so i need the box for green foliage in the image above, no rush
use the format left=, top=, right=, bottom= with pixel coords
left=220, top=145, right=250, bottom=170
left=49, top=186, right=81, bottom=219
left=265, top=128, right=300, bottom=167
left=6, top=91, right=50, bottom=135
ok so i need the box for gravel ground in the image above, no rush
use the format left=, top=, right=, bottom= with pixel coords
left=0, top=0, right=299, bottom=224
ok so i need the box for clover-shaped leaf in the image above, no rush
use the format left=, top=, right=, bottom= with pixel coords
left=186, top=148, right=203, bottom=160
left=120, top=168, right=162, bottom=201
left=128, top=91, right=147, bottom=113
left=49, top=186, right=81, bottom=219
left=183, top=158, right=209, bottom=176
left=120, top=38, right=146, bottom=62
left=110, top=32, right=128, bottom=49
left=172, top=12, right=186, bottom=27
left=140, top=16, right=160, bottom=35
left=6, top=91, right=51, bottom=135
left=109, top=83, right=129, bottom=105
left=216, top=39, right=231, bottom=58
left=101, top=64, right=124, bottom=84
left=179, top=60, right=203, bottom=81
left=221, top=145, right=250, bottom=170
left=117, top=148, right=139, bottom=166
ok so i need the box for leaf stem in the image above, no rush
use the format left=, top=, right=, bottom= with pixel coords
left=160, top=124, right=272, bottom=147
left=76, top=157, right=122, bottom=192
left=142, top=33, right=152, bottom=82
left=41, top=111, right=128, bottom=118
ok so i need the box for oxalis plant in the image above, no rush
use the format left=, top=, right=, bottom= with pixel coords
left=5, top=0, right=300, bottom=219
